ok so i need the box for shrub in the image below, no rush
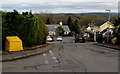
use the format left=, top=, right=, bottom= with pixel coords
left=55, top=26, right=65, bottom=36
left=68, top=31, right=76, bottom=36
left=2, top=10, right=48, bottom=49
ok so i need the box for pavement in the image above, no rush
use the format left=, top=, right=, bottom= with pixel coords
left=2, top=43, right=54, bottom=62
left=93, top=43, right=120, bottom=50
left=1, top=40, right=119, bottom=62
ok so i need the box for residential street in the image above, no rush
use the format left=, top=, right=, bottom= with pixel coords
left=2, top=37, right=118, bottom=72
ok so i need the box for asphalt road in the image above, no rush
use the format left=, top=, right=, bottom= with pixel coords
left=2, top=37, right=118, bottom=72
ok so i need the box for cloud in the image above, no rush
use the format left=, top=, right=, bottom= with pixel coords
left=1, top=2, right=118, bottom=13
left=2, top=0, right=119, bottom=4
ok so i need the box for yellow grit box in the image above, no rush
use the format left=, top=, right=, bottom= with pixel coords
left=5, top=36, right=23, bottom=52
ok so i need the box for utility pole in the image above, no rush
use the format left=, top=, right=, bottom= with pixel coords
left=92, top=21, right=96, bottom=42
left=106, top=9, right=111, bottom=21
left=106, top=9, right=111, bottom=43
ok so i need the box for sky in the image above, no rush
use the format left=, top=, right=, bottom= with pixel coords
left=1, top=0, right=120, bottom=13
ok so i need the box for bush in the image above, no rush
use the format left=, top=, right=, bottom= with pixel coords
left=2, top=10, right=48, bottom=49
left=55, top=26, right=65, bottom=36
left=68, top=31, right=76, bottom=36
left=96, top=33, right=103, bottom=43
left=89, top=33, right=94, bottom=42
left=111, top=37, right=117, bottom=45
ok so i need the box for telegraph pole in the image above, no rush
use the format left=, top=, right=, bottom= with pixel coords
left=106, top=9, right=111, bottom=43
left=93, top=21, right=96, bottom=42
left=106, top=9, right=111, bottom=21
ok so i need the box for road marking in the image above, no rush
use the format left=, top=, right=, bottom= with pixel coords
left=45, top=60, right=49, bottom=64
left=43, top=53, right=49, bottom=64
left=49, top=50, right=54, bottom=56
left=49, top=50, right=59, bottom=63
left=49, top=50, right=53, bottom=54
left=52, top=57, right=56, bottom=59
left=55, top=60, right=59, bottom=63
left=43, top=54, right=47, bottom=56
left=60, top=69, right=63, bottom=71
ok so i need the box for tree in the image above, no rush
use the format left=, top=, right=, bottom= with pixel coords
left=113, top=16, right=120, bottom=44
left=114, top=16, right=120, bottom=26
left=22, top=11, right=28, bottom=15
left=2, top=10, right=48, bottom=49
left=46, top=17, right=51, bottom=24
left=55, top=26, right=65, bottom=36
left=13, top=9, right=19, bottom=15
left=67, top=16, right=75, bottom=32
left=74, top=19, right=80, bottom=34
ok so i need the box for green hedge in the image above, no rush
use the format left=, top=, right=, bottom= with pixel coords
left=2, top=10, right=48, bottom=49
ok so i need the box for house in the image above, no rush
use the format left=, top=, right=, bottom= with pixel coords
left=99, top=21, right=115, bottom=33
left=46, top=24, right=70, bottom=36
left=86, top=21, right=115, bottom=33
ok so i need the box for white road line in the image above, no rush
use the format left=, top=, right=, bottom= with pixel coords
left=49, top=50, right=59, bottom=63
left=43, top=53, right=49, bottom=64
left=45, top=60, right=49, bottom=64
left=43, top=53, right=47, bottom=56
left=49, top=50, right=55, bottom=56
left=55, top=60, right=59, bottom=63
left=49, top=50, right=53, bottom=54
left=52, top=57, right=56, bottom=59
left=60, top=69, right=63, bottom=71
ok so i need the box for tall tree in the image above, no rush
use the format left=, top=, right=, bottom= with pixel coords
left=74, top=19, right=80, bottom=34
left=67, top=16, right=75, bottom=32
left=113, top=16, right=120, bottom=44
left=114, top=16, right=120, bottom=26
left=46, top=17, right=51, bottom=24
left=55, top=26, right=65, bottom=36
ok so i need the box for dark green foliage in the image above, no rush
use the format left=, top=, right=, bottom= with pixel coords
left=89, top=33, right=94, bottom=42
left=46, top=17, right=51, bottom=24
left=67, top=16, right=75, bottom=32
left=35, top=13, right=110, bottom=26
left=2, top=10, right=48, bottom=49
left=55, top=26, right=64, bottom=36
left=74, top=19, right=80, bottom=34
left=114, top=16, right=120, bottom=26
left=67, top=17, right=81, bottom=34
left=96, top=33, right=103, bottom=43
left=0, top=11, right=2, bottom=50
left=114, top=17, right=120, bottom=44
left=22, top=11, right=29, bottom=15
left=68, top=31, right=76, bottom=36
left=113, top=16, right=120, bottom=44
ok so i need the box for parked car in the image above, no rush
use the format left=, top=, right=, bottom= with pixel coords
left=75, top=34, right=85, bottom=43
left=56, top=37, right=62, bottom=41
left=46, top=36, right=53, bottom=42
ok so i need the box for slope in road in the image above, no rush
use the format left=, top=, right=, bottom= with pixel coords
left=2, top=37, right=118, bottom=72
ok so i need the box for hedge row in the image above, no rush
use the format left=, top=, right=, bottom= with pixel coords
left=2, top=10, right=48, bottom=49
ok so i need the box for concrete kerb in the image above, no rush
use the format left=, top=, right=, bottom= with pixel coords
left=24, top=44, right=47, bottom=50
left=2, top=44, right=52, bottom=62
left=93, top=43, right=120, bottom=50
left=2, top=48, right=50, bottom=62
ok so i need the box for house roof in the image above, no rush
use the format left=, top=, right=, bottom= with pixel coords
left=95, top=21, right=106, bottom=27
left=86, top=21, right=115, bottom=33
left=46, top=24, right=70, bottom=32
left=99, top=21, right=115, bottom=32
left=62, top=26, right=70, bottom=32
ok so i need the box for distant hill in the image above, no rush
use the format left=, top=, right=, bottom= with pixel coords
left=80, top=12, right=118, bottom=17
left=52, top=12, right=118, bottom=17
left=35, top=12, right=118, bottom=26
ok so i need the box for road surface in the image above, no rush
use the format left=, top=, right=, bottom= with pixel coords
left=2, top=37, right=118, bottom=72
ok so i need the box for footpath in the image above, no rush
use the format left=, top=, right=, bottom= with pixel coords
left=1, top=43, right=54, bottom=62
left=93, top=43, right=120, bottom=50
